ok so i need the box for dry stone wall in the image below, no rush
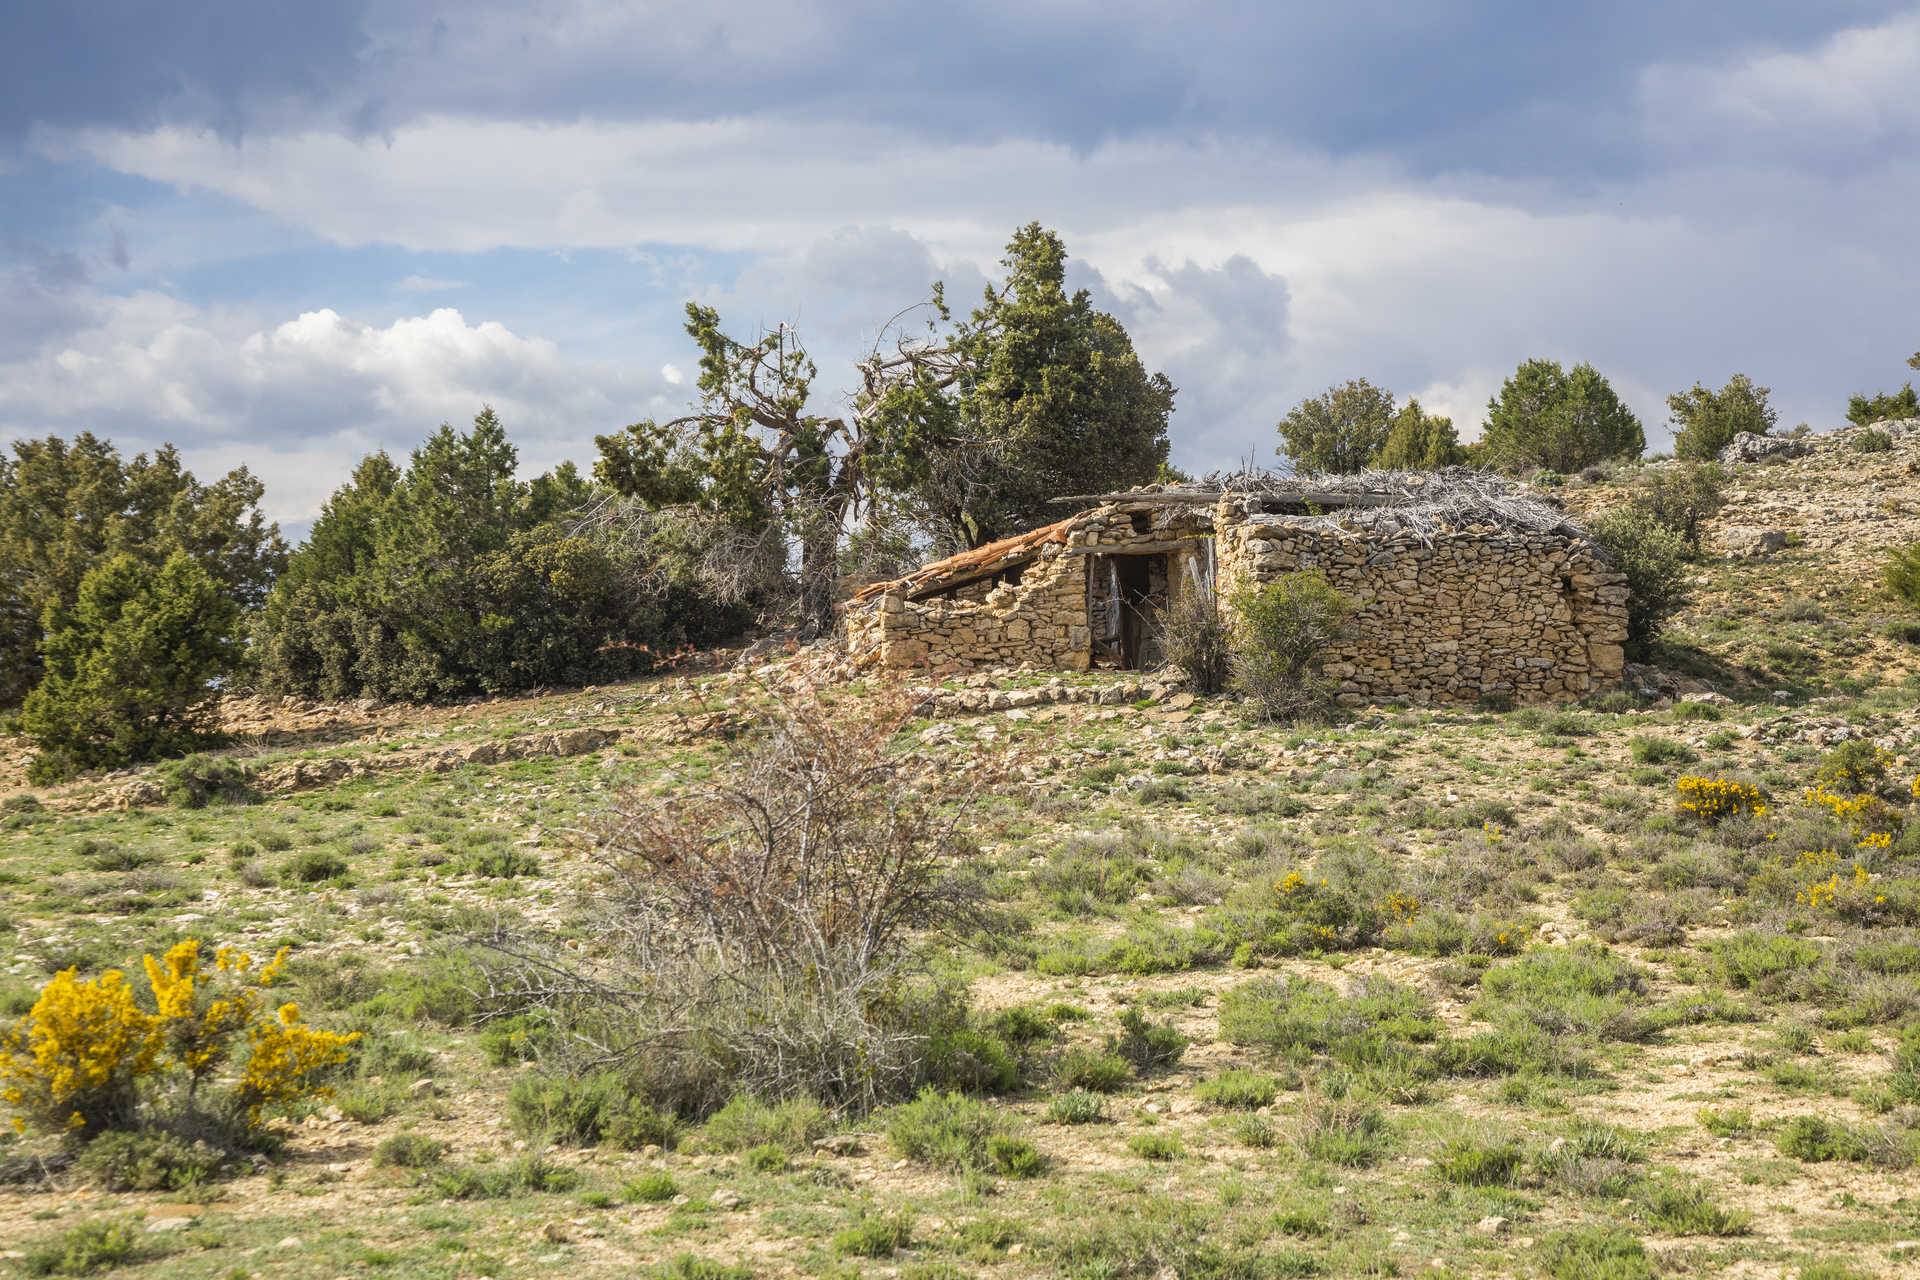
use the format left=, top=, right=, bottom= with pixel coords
left=847, top=549, right=1091, bottom=671
left=1213, top=500, right=1628, bottom=705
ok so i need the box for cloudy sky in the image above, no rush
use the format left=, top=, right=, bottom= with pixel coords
left=4, top=2, right=1918, bottom=535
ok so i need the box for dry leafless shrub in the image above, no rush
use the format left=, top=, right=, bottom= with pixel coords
left=475, top=669, right=1004, bottom=1115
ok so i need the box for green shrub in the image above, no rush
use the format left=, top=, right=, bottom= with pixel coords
left=1218, top=974, right=1437, bottom=1064
left=1630, top=735, right=1697, bottom=766
left=284, top=849, right=349, bottom=884
left=1126, top=1132, right=1183, bottom=1161
left=702, top=1095, right=830, bottom=1153
left=1887, top=542, right=1920, bottom=610
left=1194, top=1070, right=1280, bottom=1110
left=648, top=1257, right=752, bottom=1280
left=73, top=1130, right=225, bottom=1191
left=1044, top=1090, right=1109, bottom=1124
left=1696, top=1106, right=1753, bottom=1138
left=1775, top=1115, right=1868, bottom=1162
left=1433, top=1135, right=1520, bottom=1185
left=885, top=1088, right=1018, bottom=1172
left=18, top=1218, right=144, bottom=1277
left=374, top=1133, right=449, bottom=1168
left=985, top=1134, right=1046, bottom=1177
left=1300, top=1102, right=1389, bottom=1167
left=1816, top=739, right=1893, bottom=793
left=1108, top=1009, right=1188, bottom=1071
left=1472, top=944, right=1664, bottom=1043
left=742, top=1142, right=788, bottom=1173
left=507, top=1072, right=676, bottom=1150
left=1671, top=700, right=1722, bottom=722
left=1537, top=1226, right=1655, bottom=1280
left=431, top=1152, right=580, bottom=1199
left=834, top=1210, right=914, bottom=1258
left=1715, top=932, right=1823, bottom=994
left=624, top=1170, right=678, bottom=1203
left=1055, top=1048, right=1132, bottom=1093
left=157, top=754, right=257, bottom=808
left=1635, top=1177, right=1751, bottom=1235
left=1230, top=572, right=1349, bottom=721
left=1592, top=506, right=1689, bottom=657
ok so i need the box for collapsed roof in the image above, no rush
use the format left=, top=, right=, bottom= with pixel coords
left=846, top=468, right=1597, bottom=607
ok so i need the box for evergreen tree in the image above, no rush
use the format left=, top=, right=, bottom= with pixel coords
left=1275, top=378, right=1396, bottom=475
left=0, top=434, right=282, bottom=706
left=1481, top=359, right=1645, bottom=475
left=1669, top=374, right=1777, bottom=461
left=867, top=223, right=1174, bottom=548
left=19, top=551, right=238, bottom=781
left=1371, top=399, right=1464, bottom=470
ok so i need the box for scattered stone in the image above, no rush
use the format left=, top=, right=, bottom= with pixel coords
left=1718, top=526, right=1788, bottom=558
left=813, top=1134, right=863, bottom=1156
left=408, top=1078, right=440, bottom=1096
left=1718, top=432, right=1810, bottom=465
left=711, top=1189, right=744, bottom=1210
left=1477, top=1216, right=1510, bottom=1236
left=276, top=1237, right=303, bottom=1250
left=146, top=1217, right=194, bottom=1233
left=538, top=1221, right=570, bottom=1244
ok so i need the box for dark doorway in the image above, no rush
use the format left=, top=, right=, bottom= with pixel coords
left=1113, top=553, right=1167, bottom=669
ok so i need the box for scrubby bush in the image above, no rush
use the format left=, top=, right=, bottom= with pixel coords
left=507, top=1072, right=677, bottom=1149
left=1156, top=587, right=1232, bottom=694
left=73, top=1129, right=226, bottom=1190
left=834, top=1210, right=914, bottom=1257
left=1194, top=1070, right=1280, bottom=1110
left=1044, top=1089, right=1109, bottom=1124
left=374, top=1133, right=449, bottom=1168
left=1108, top=1009, right=1188, bottom=1071
left=885, top=1088, right=1022, bottom=1172
left=1887, top=542, right=1920, bottom=610
left=701, top=1094, right=831, bottom=1153
left=1592, top=506, right=1689, bottom=657
left=157, top=754, right=258, bottom=808
left=476, top=674, right=1004, bottom=1116
left=1634, top=462, right=1726, bottom=555
left=18, top=1217, right=144, bottom=1277
left=1852, top=428, right=1894, bottom=454
left=1230, top=573, right=1349, bottom=721
left=1434, top=1134, right=1521, bottom=1185
left=1054, top=1048, right=1132, bottom=1093
left=0, top=941, right=356, bottom=1146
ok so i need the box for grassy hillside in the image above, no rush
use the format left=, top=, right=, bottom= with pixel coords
left=5, top=434, right=1920, bottom=1279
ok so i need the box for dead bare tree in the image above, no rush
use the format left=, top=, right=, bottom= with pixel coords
left=472, top=669, right=1006, bottom=1114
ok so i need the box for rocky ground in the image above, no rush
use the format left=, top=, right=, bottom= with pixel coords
left=5, top=430, right=1920, bottom=1278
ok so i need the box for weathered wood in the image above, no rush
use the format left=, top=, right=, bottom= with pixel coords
left=1052, top=487, right=1408, bottom=509
left=1067, top=539, right=1207, bottom=556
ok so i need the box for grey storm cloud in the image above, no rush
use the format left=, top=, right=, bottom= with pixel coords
left=2, top=1, right=1909, bottom=176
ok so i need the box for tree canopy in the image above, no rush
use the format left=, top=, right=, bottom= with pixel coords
left=0, top=434, right=283, bottom=708
left=1480, top=358, right=1645, bottom=475
left=1669, top=374, right=1778, bottom=461
left=256, top=408, right=738, bottom=703
left=1275, top=382, right=1462, bottom=474
left=867, top=224, right=1174, bottom=548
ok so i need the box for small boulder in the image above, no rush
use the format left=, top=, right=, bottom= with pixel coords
left=1717, top=432, right=1810, bottom=465
left=1717, top=526, right=1788, bottom=558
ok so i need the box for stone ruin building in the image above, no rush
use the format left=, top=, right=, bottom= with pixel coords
left=843, top=469, right=1630, bottom=706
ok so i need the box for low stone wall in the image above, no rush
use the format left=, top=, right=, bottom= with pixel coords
left=848, top=549, right=1091, bottom=671
left=847, top=506, right=1213, bottom=672
left=1214, top=502, right=1627, bottom=705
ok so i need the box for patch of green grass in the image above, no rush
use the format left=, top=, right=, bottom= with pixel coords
left=623, top=1170, right=679, bottom=1203
left=1044, top=1089, right=1109, bottom=1124
left=19, top=1218, right=145, bottom=1276
left=1125, top=1132, right=1183, bottom=1161
left=374, top=1133, right=449, bottom=1168
left=1537, top=1226, right=1655, bottom=1280
left=1194, top=1069, right=1281, bottom=1110
left=1433, top=1134, right=1521, bottom=1186
left=886, top=1088, right=1021, bottom=1173
left=834, top=1209, right=914, bottom=1258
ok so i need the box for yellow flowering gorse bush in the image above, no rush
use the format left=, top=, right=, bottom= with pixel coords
left=0, top=940, right=357, bottom=1139
left=1675, top=776, right=1767, bottom=823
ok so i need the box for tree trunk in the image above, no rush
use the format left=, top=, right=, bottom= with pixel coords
left=797, top=521, right=839, bottom=641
